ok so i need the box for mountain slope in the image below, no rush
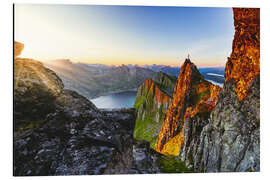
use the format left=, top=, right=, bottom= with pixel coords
left=153, top=8, right=260, bottom=172
left=133, top=72, right=177, bottom=148
left=154, top=59, right=221, bottom=156
left=14, top=42, right=137, bottom=175
left=44, top=60, right=156, bottom=99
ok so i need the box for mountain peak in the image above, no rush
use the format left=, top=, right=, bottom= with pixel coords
left=181, top=58, right=199, bottom=73
left=155, top=59, right=221, bottom=155
left=184, top=58, right=192, bottom=64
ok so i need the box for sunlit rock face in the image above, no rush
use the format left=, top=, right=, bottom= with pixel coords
left=14, top=41, right=24, bottom=57
left=225, top=8, right=260, bottom=101
left=194, top=8, right=260, bottom=172
left=14, top=57, right=64, bottom=130
left=134, top=72, right=177, bottom=149
left=154, top=59, right=221, bottom=156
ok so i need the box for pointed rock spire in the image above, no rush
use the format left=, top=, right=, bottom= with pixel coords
left=154, top=59, right=221, bottom=155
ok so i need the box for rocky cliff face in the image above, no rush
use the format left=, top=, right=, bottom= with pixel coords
left=193, top=8, right=260, bottom=172
left=155, top=59, right=221, bottom=157
left=152, top=71, right=177, bottom=96
left=14, top=43, right=137, bottom=175
left=152, top=8, right=260, bottom=172
left=225, top=8, right=260, bottom=101
left=133, top=72, right=176, bottom=148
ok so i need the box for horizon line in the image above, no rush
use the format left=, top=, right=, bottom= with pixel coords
left=41, top=58, right=225, bottom=68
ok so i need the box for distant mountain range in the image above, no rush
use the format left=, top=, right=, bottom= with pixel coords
left=44, top=60, right=156, bottom=99
left=43, top=60, right=225, bottom=99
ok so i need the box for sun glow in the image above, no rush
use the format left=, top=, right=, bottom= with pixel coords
left=15, top=4, right=234, bottom=67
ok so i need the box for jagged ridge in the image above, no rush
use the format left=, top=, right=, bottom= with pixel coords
left=133, top=72, right=177, bottom=148
left=155, top=58, right=221, bottom=156
left=153, top=8, right=260, bottom=172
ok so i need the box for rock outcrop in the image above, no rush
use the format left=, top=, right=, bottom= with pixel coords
left=14, top=41, right=24, bottom=57
left=129, top=140, right=161, bottom=174
left=225, top=8, right=260, bottom=101
left=128, top=140, right=193, bottom=174
left=194, top=8, right=260, bottom=172
left=155, top=58, right=221, bottom=157
left=14, top=43, right=137, bottom=175
left=14, top=58, right=64, bottom=130
left=152, top=71, right=177, bottom=96
left=133, top=72, right=176, bottom=148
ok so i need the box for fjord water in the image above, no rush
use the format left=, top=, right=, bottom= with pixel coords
left=90, top=73, right=224, bottom=109
left=91, top=91, right=137, bottom=108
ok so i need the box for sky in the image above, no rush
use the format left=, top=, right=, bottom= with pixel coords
left=14, top=4, right=234, bottom=67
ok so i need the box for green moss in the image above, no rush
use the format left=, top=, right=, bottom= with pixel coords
left=200, top=167, right=205, bottom=173
left=133, top=88, right=166, bottom=148
left=134, top=109, right=162, bottom=149
left=134, top=96, right=146, bottom=109
left=158, top=104, right=164, bottom=121
left=157, top=155, right=194, bottom=173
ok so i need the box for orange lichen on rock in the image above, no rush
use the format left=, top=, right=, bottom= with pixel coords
left=155, top=59, right=221, bottom=155
left=225, top=8, right=260, bottom=101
